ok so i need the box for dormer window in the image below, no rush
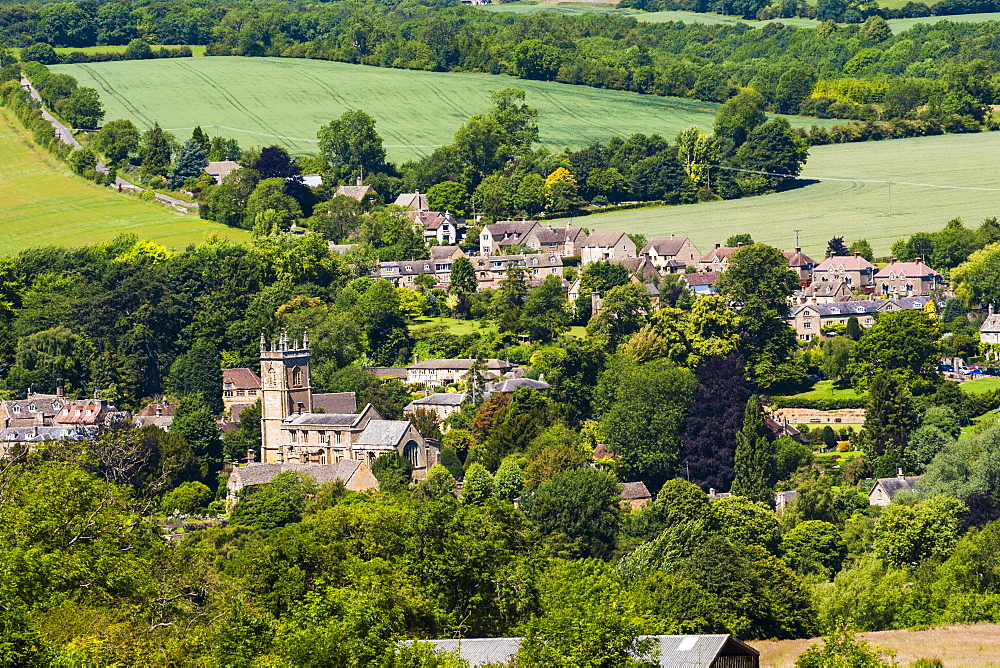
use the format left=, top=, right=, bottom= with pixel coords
left=27, top=404, right=35, bottom=412
left=53, top=401, right=61, bottom=410
left=85, top=409, right=92, bottom=416
left=856, top=306, right=865, bottom=313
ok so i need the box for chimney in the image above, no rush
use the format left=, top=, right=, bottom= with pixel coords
left=413, top=353, right=419, bottom=364
left=714, top=243, right=721, bottom=250
left=737, top=242, right=744, bottom=248
left=356, top=175, right=363, bottom=186
left=890, top=257, right=896, bottom=264
left=854, top=252, right=860, bottom=258
left=795, top=247, right=801, bottom=253
left=56, top=385, right=63, bottom=398
left=897, top=468, right=905, bottom=480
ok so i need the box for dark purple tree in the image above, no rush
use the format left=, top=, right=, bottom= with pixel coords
left=678, top=355, right=750, bottom=492
left=252, top=145, right=300, bottom=179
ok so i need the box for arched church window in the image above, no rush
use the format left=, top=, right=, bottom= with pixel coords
left=293, top=366, right=303, bottom=387
left=402, top=440, right=420, bottom=467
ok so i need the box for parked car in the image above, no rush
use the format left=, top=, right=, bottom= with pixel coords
left=940, top=364, right=954, bottom=372
left=971, top=368, right=986, bottom=375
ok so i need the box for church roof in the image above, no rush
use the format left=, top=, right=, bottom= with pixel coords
left=312, top=392, right=357, bottom=414
left=229, top=461, right=361, bottom=489
left=355, top=420, right=411, bottom=446
left=287, top=412, right=362, bottom=427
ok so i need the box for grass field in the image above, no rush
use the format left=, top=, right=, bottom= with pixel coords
left=15, top=45, right=206, bottom=57
left=577, top=131, right=1000, bottom=257
left=54, top=57, right=841, bottom=164
left=753, top=624, right=1000, bottom=667
left=773, top=380, right=866, bottom=402
left=0, top=108, right=248, bottom=256
left=480, top=3, right=821, bottom=25
left=888, top=11, right=1000, bottom=31
left=960, top=376, right=1000, bottom=394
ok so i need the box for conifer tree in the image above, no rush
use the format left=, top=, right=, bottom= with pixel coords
left=140, top=123, right=172, bottom=182
left=169, top=139, right=208, bottom=189
left=191, top=126, right=211, bottom=156
left=863, top=372, right=919, bottom=462
left=731, top=395, right=775, bottom=506
left=845, top=316, right=863, bottom=341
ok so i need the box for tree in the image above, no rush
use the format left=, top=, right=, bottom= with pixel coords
left=230, top=471, right=316, bottom=530
left=462, top=463, right=495, bottom=504
left=735, top=118, right=809, bottom=191
left=872, top=495, right=967, bottom=567
left=512, top=39, right=563, bottom=81
left=849, top=239, right=875, bottom=261
left=449, top=256, right=477, bottom=295
left=191, top=126, right=211, bottom=155
left=679, top=355, right=750, bottom=492
left=308, top=195, right=364, bottom=241
left=716, top=244, right=799, bottom=385
left=781, top=520, right=847, bottom=576
left=521, top=467, right=622, bottom=559
left=725, top=233, right=754, bottom=247
left=124, top=38, right=153, bottom=59
left=827, top=236, right=850, bottom=257
left=847, top=310, right=940, bottom=387
left=952, top=242, right=1000, bottom=307
left=773, top=67, right=815, bottom=114
left=494, top=456, right=524, bottom=501
left=797, top=630, right=895, bottom=668
left=253, top=145, right=300, bottom=179
left=140, top=123, right=172, bottom=182
left=454, top=115, right=507, bottom=179
left=92, top=118, right=140, bottom=167
left=545, top=167, right=579, bottom=212
left=730, top=396, right=775, bottom=506
left=845, top=316, right=863, bottom=341
left=67, top=147, right=96, bottom=175
left=20, top=42, right=59, bottom=64
left=491, top=262, right=529, bottom=334
left=60, top=87, right=104, bottom=129
left=711, top=495, right=781, bottom=551
left=821, top=335, right=853, bottom=381
left=317, top=110, right=386, bottom=177
left=372, top=452, right=413, bottom=492
left=426, top=181, right=468, bottom=216
left=586, top=283, right=651, bottom=347
left=596, top=358, right=696, bottom=490
left=169, top=139, right=208, bottom=189
left=246, top=178, right=303, bottom=235
left=159, top=480, right=213, bottom=514
left=862, top=372, right=919, bottom=464
left=169, top=339, right=223, bottom=415
left=488, top=88, right=539, bottom=155
left=171, top=393, right=223, bottom=479
left=713, top=89, right=767, bottom=147
left=520, top=275, right=570, bottom=342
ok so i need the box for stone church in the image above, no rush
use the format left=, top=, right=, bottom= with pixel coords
left=258, top=333, right=439, bottom=477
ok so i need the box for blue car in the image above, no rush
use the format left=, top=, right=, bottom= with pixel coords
left=940, top=364, right=954, bottom=372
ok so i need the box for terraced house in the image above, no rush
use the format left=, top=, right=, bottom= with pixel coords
left=874, top=258, right=944, bottom=297
left=787, top=297, right=931, bottom=341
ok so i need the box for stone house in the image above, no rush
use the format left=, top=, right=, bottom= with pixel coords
left=522, top=223, right=587, bottom=257
left=406, top=358, right=517, bottom=387
left=471, top=252, right=563, bottom=290
left=374, top=258, right=437, bottom=287
left=393, top=191, right=428, bottom=211
left=222, top=368, right=261, bottom=411
left=784, top=247, right=817, bottom=285
left=786, top=297, right=930, bottom=342
left=580, top=231, right=636, bottom=265
left=639, top=235, right=700, bottom=272
left=811, top=253, right=877, bottom=290
left=134, top=402, right=177, bottom=431
left=404, top=392, right=467, bottom=422
left=412, top=211, right=460, bottom=245
left=874, top=258, right=944, bottom=298
left=980, top=304, right=1000, bottom=359
left=697, top=243, right=741, bottom=272
left=620, top=481, right=652, bottom=510
left=227, top=460, right=379, bottom=498
left=794, top=278, right=852, bottom=305
left=479, top=220, right=540, bottom=255
left=203, top=160, right=240, bottom=183
left=869, top=470, right=922, bottom=506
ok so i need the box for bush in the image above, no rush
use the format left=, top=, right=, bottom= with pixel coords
left=771, top=396, right=867, bottom=410
left=160, top=481, right=213, bottom=515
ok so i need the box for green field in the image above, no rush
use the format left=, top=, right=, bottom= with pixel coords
left=0, top=108, right=249, bottom=256
left=960, top=376, right=1000, bottom=394
left=887, top=11, right=1000, bottom=32
left=772, top=380, right=866, bottom=402
left=577, top=131, right=1000, bottom=257
left=54, top=57, right=840, bottom=163
left=480, top=3, right=821, bottom=25
left=16, top=45, right=206, bottom=57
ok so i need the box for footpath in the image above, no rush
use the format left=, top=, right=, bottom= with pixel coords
left=21, top=76, right=199, bottom=215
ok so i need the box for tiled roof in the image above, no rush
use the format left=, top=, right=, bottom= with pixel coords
left=815, top=254, right=876, bottom=272
left=355, top=420, right=411, bottom=446
left=334, top=184, right=374, bottom=201
left=784, top=248, right=815, bottom=267
left=410, top=358, right=512, bottom=371
left=486, top=220, right=538, bottom=237
left=699, top=245, right=740, bottom=262
left=223, top=368, right=261, bottom=390
left=312, top=392, right=357, bottom=414
left=621, top=481, right=652, bottom=500
left=204, top=160, right=240, bottom=182
left=0, top=425, right=94, bottom=442
left=641, top=236, right=689, bottom=257
left=368, top=367, right=407, bottom=379
left=683, top=271, right=721, bottom=287
left=583, top=230, right=629, bottom=247
left=874, top=260, right=942, bottom=279
left=871, top=475, right=922, bottom=499
left=607, top=256, right=660, bottom=282
left=801, top=279, right=850, bottom=297
left=430, top=245, right=465, bottom=261
left=136, top=402, right=177, bottom=417
left=486, top=378, right=550, bottom=393
left=229, top=460, right=361, bottom=489
left=981, top=312, right=1000, bottom=333
left=394, top=192, right=428, bottom=210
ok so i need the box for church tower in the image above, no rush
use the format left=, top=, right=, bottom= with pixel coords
left=260, top=332, right=312, bottom=463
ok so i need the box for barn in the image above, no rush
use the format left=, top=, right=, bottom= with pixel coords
left=407, top=634, right=759, bottom=667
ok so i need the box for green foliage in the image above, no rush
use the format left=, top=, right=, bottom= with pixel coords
left=373, top=452, right=414, bottom=493
left=862, top=373, right=919, bottom=465
left=848, top=310, right=941, bottom=388
left=796, top=629, right=895, bottom=668
left=781, top=520, right=847, bottom=576
left=711, top=495, right=781, bottom=551
left=462, top=463, right=495, bottom=504
left=169, top=338, right=223, bottom=414
left=872, top=495, right=967, bottom=567
left=731, top=396, right=776, bottom=506
left=522, top=467, right=623, bottom=559
left=159, top=480, right=212, bottom=514
left=494, top=456, right=525, bottom=501
left=169, top=138, right=208, bottom=189
left=317, top=109, right=387, bottom=178
left=230, top=470, right=317, bottom=530
left=139, top=123, right=171, bottom=182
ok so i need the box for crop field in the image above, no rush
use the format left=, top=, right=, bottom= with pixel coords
left=15, top=45, right=206, bottom=57
left=887, top=11, right=1000, bottom=31
left=480, top=3, right=821, bottom=25
left=54, top=57, right=841, bottom=163
left=0, top=108, right=248, bottom=256
left=579, top=131, right=1000, bottom=257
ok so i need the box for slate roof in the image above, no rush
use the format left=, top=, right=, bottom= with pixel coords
left=229, top=403, right=253, bottom=423
left=409, top=635, right=757, bottom=667
left=699, top=244, right=740, bottom=263
left=532, top=226, right=585, bottom=245
left=0, top=425, right=94, bottom=442
left=486, top=378, right=550, bottom=393
left=871, top=475, right=922, bottom=499
left=136, top=402, right=177, bottom=417
left=223, top=368, right=261, bottom=390
left=485, top=220, right=538, bottom=239
left=642, top=236, right=690, bottom=257
left=791, top=298, right=930, bottom=318
left=621, top=481, right=652, bottom=500
left=814, top=253, right=876, bottom=272
left=312, top=392, right=357, bottom=414
left=405, top=393, right=467, bottom=411
left=801, top=279, right=850, bottom=298
left=394, top=192, right=429, bottom=210
left=608, top=256, right=660, bottom=282
left=229, top=460, right=361, bottom=489
left=583, top=230, right=630, bottom=247
left=287, top=412, right=362, bottom=427
left=430, top=245, right=465, bottom=261
left=472, top=253, right=563, bottom=271
left=410, top=358, right=512, bottom=371
left=368, top=367, right=407, bottom=379
left=204, top=160, right=240, bottom=182
left=982, top=311, right=1000, bottom=333
left=355, top=420, right=411, bottom=446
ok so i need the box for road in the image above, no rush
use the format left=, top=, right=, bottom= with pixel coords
left=21, top=76, right=199, bottom=214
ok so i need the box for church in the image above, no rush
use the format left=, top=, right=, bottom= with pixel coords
left=258, top=333, right=439, bottom=478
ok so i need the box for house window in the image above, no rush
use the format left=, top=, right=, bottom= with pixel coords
left=11, top=406, right=19, bottom=414
left=249, top=390, right=257, bottom=396
left=236, top=390, right=245, bottom=396
left=27, top=404, right=35, bottom=412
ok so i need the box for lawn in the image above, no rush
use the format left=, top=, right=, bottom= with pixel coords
left=54, top=57, right=841, bottom=164
left=960, top=376, right=1000, bottom=394
left=413, top=316, right=587, bottom=338
left=773, top=380, right=866, bottom=402
left=0, top=108, right=249, bottom=256
left=574, top=131, right=1000, bottom=257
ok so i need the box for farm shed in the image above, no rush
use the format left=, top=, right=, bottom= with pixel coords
left=407, top=634, right=759, bottom=667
